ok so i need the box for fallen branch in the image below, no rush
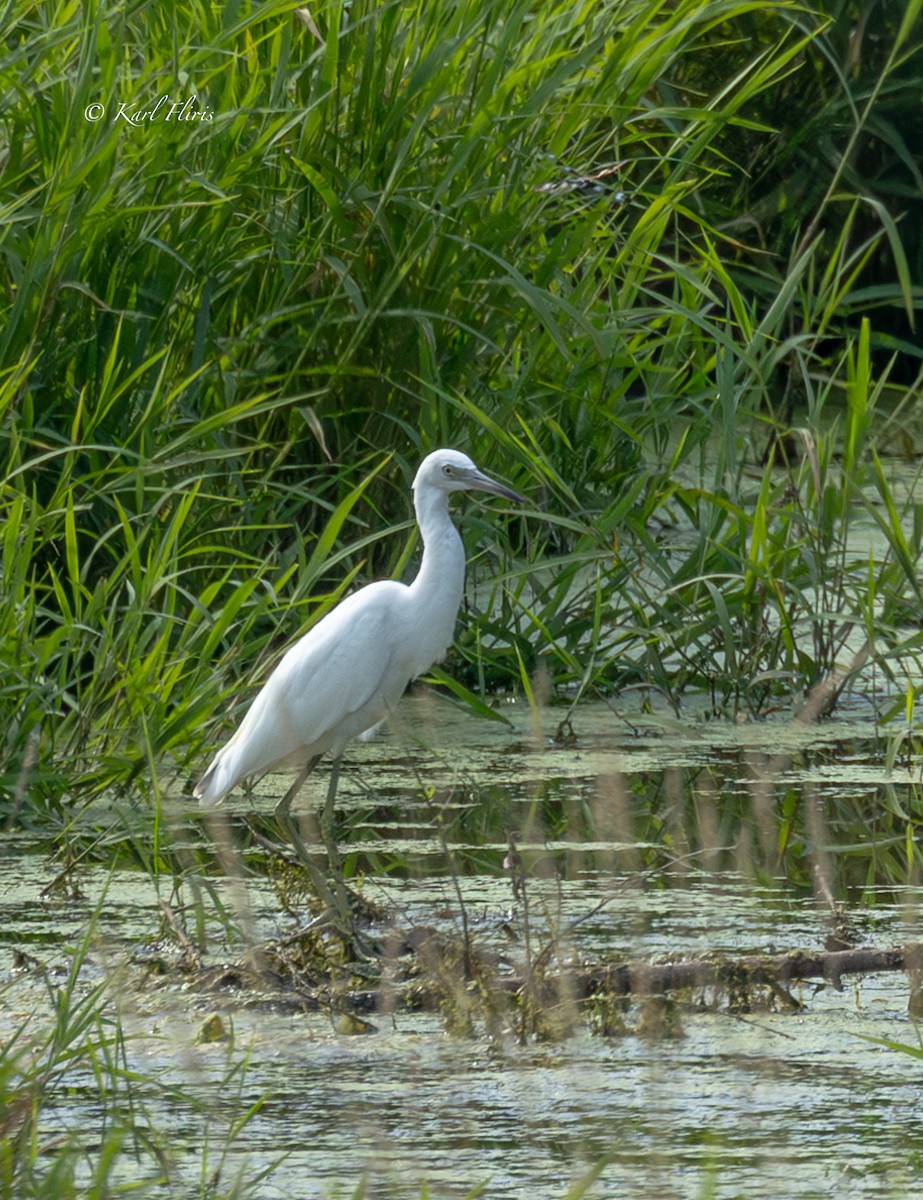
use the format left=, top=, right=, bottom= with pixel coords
left=190, top=935, right=923, bottom=1019
left=580, top=942, right=918, bottom=1001
left=421, top=939, right=919, bottom=1016
left=133, top=895, right=923, bottom=1027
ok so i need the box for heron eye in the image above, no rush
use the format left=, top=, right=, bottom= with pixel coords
left=442, top=465, right=454, bottom=476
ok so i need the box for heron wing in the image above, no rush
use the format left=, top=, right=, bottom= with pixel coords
left=226, top=581, right=407, bottom=780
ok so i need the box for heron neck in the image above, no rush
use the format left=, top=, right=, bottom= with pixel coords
left=410, top=489, right=465, bottom=603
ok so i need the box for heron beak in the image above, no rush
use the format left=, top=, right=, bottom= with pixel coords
left=466, top=468, right=528, bottom=505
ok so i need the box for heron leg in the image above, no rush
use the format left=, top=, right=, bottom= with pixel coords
left=273, top=756, right=342, bottom=914
left=320, top=757, right=342, bottom=870
left=273, top=756, right=371, bottom=957
left=317, top=757, right=364, bottom=947
left=273, top=755, right=321, bottom=824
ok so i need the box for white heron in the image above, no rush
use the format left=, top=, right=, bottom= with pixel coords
left=194, top=449, right=526, bottom=837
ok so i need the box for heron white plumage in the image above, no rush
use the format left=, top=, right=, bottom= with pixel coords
left=194, top=449, right=526, bottom=821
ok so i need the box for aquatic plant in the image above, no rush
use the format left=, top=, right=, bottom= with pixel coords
left=0, top=893, right=274, bottom=1198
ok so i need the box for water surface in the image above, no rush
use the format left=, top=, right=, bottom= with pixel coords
left=3, top=695, right=923, bottom=1198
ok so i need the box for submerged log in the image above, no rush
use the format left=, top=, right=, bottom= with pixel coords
left=184, top=930, right=923, bottom=1019
left=580, top=943, right=916, bottom=1001
left=346, top=939, right=923, bottom=1017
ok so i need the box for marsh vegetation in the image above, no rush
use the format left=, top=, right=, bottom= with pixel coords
left=2, top=0, right=923, bottom=1195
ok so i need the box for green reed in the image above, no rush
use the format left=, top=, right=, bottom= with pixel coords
left=1, top=0, right=921, bottom=818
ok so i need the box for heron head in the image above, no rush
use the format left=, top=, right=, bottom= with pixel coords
left=413, top=449, right=526, bottom=504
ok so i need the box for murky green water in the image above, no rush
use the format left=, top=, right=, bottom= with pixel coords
left=3, top=697, right=923, bottom=1198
